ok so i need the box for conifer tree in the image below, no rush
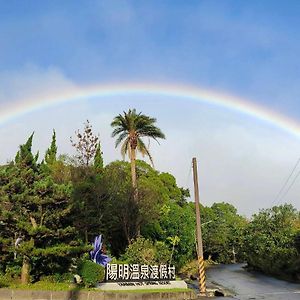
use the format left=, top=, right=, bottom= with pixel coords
left=94, top=143, right=104, bottom=173
left=0, top=134, right=87, bottom=284
left=45, top=130, right=57, bottom=165
left=15, top=133, right=35, bottom=167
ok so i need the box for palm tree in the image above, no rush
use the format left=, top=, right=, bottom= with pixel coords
left=111, top=109, right=165, bottom=200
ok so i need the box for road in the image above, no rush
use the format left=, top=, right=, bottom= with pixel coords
left=201, top=264, right=300, bottom=299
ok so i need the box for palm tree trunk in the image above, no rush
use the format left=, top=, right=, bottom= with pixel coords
left=130, top=147, right=138, bottom=202
left=130, top=147, right=140, bottom=236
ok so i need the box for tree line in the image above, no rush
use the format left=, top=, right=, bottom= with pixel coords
left=0, top=109, right=299, bottom=286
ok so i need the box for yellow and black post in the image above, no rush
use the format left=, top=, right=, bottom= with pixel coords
left=192, top=157, right=207, bottom=295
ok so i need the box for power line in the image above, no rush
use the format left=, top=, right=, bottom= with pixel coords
left=271, top=157, right=300, bottom=206
left=185, top=160, right=193, bottom=188
left=276, top=168, right=300, bottom=204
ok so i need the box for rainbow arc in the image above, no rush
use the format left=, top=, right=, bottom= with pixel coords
left=0, top=82, right=299, bottom=138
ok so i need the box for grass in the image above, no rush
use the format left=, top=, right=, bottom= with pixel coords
left=1, top=281, right=192, bottom=293
left=5, top=284, right=191, bottom=293
left=7, top=282, right=76, bottom=291
left=98, top=288, right=192, bottom=293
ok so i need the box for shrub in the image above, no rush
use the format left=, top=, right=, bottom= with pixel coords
left=121, top=237, right=155, bottom=264
left=243, top=205, right=300, bottom=281
left=178, top=260, right=198, bottom=279
left=154, top=241, right=171, bottom=264
left=121, top=237, right=171, bottom=265
left=77, top=260, right=105, bottom=287
left=5, top=265, right=22, bottom=279
left=0, top=275, right=10, bottom=288
left=39, top=273, right=73, bottom=283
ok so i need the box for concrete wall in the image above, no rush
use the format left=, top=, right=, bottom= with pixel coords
left=0, top=289, right=197, bottom=300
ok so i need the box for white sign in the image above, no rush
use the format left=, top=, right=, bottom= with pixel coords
left=106, top=264, right=176, bottom=281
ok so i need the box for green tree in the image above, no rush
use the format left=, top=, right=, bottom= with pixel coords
left=102, top=161, right=164, bottom=249
left=94, top=143, right=104, bottom=174
left=70, top=121, right=105, bottom=243
left=0, top=135, right=86, bottom=284
left=157, top=202, right=196, bottom=267
left=121, top=237, right=171, bottom=265
left=44, top=130, right=57, bottom=166
left=14, top=133, right=38, bottom=166
left=70, top=165, right=106, bottom=243
left=244, top=204, right=300, bottom=280
left=111, top=109, right=165, bottom=201
left=201, top=202, right=247, bottom=263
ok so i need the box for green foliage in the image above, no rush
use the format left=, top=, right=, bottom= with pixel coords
left=201, top=202, right=247, bottom=263
left=15, top=133, right=36, bottom=167
left=154, top=241, right=172, bottom=264
left=9, top=280, right=73, bottom=291
left=100, top=159, right=192, bottom=258
left=2, top=121, right=300, bottom=287
left=178, top=260, right=198, bottom=279
left=111, top=109, right=165, bottom=165
left=121, top=237, right=171, bottom=265
left=70, top=165, right=106, bottom=243
left=244, top=204, right=300, bottom=280
left=45, top=130, right=57, bottom=166
left=122, top=238, right=155, bottom=264
left=295, top=232, right=300, bottom=252
left=39, top=273, right=71, bottom=283
left=4, top=264, right=22, bottom=280
left=0, top=264, right=22, bottom=287
left=101, top=160, right=170, bottom=252
left=94, top=143, right=104, bottom=173
left=0, top=134, right=87, bottom=283
left=0, top=275, right=11, bottom=288
left=156, top=202, right=196, bottom=267
left=78, top=260, right=105, bottom=287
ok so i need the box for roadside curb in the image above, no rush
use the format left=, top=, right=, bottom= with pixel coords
left=0, top=288, right=197, bottom=300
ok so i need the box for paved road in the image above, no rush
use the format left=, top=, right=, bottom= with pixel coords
left=205, top=264, right=300, bottom=299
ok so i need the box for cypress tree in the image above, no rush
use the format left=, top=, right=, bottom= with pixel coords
left=15, top=133, right=35, bottom=167
left=45, top=130, right=57, bottom=165
left=94, top=143, right=104, bottom=173
left=0, top=134, right=87, bottom=283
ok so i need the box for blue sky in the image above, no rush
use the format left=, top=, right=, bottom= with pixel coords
left=1, top=0, right=300, bottom=215
left=2, top=0, right=300, bottom=112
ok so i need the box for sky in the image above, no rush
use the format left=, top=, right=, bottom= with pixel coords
left=1, top=0, right=300, bottom=216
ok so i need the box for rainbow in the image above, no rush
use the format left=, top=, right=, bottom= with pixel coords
left=1, top=82, right=300, bottom=138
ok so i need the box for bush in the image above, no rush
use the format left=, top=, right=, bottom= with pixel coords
left=77, top=260, right=105, bottom=287
left=5, top=265, right=22, bottom=279
left=121, top=237, right=171, bottom=265
left=178, top=260, right=198, bottom=279
left=154, top=241, right=171, bottom=264
left=39, top=273, right=73, bottom=283
left=243, top=205, right=300, bottom=281
left=0, top=264, right=22, bottom=286
left=121, top=237, right=155, bottom=264
left=0, top=275, right=10, bottom=288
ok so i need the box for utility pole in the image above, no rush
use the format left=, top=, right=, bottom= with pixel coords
left=192, top=157, right=206, bottom=295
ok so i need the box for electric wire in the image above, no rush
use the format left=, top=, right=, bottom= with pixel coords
left=276, top=168, right=300, bottom=205
left=185, top=160, right=193, bottom=188
left=271, top=157, right=300, bottom=206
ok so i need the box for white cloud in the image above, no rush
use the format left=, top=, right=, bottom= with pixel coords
left=0, top=64, right=76, bottom=105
